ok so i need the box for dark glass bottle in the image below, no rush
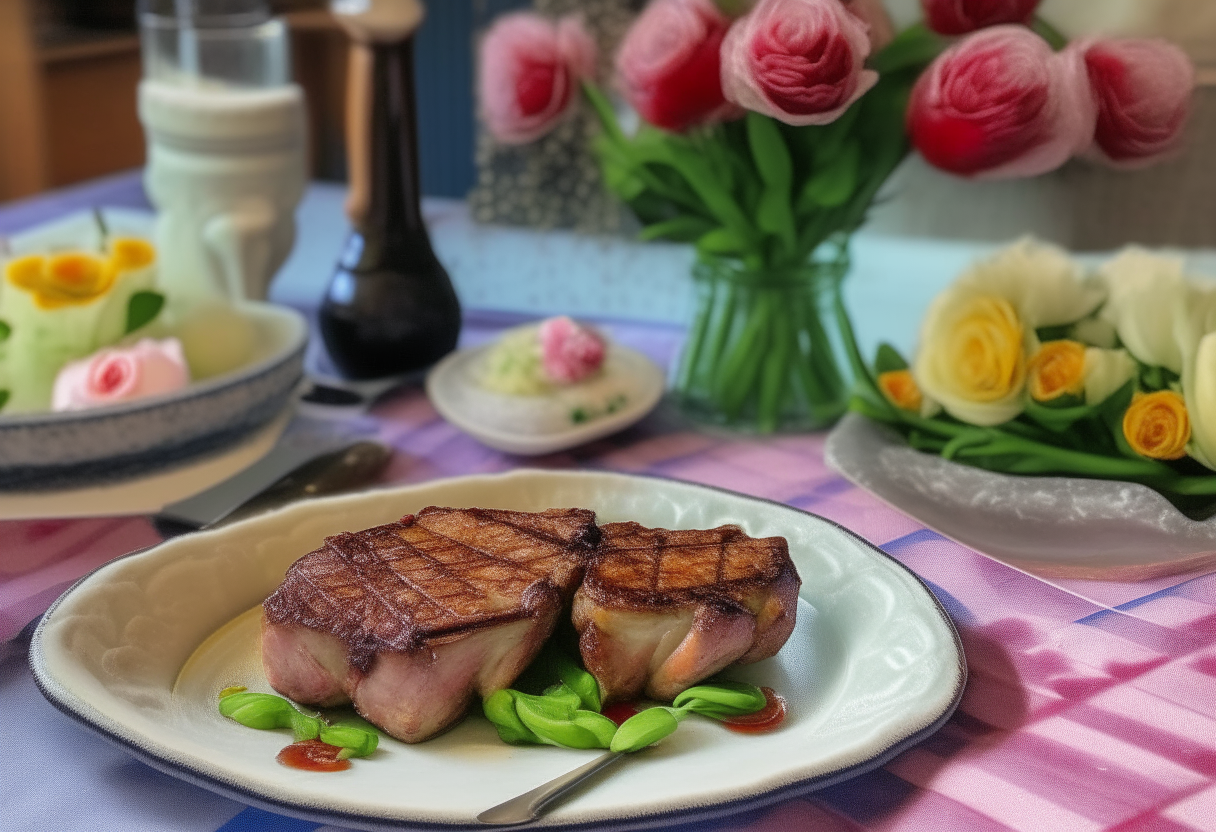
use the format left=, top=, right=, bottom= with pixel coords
left=319, top=37, right=461, bottom=379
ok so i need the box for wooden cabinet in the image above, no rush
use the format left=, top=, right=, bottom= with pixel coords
left=0, top=1, right=350, bottom=203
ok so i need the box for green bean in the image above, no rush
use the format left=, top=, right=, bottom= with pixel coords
left=320, top=724, right=379, bottom=759
left=217, top=690, right=378, bottom=750
left=515, top=695, right=604, bottom=749
left=483, top=689, right=539, bottom=745
left=672, top=681, right=767, bottom=719
left=610, top=708, right=682, bottom=753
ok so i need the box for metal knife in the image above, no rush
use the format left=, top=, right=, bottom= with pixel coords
left=153, top=439, right=392, bottom=537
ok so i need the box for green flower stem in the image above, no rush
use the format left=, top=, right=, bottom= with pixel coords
left=758, top=299, right=794, bottom=432
left=713, top=289, right=773, bottom=415
left=674, top=281, right=716, bottom=394
left=698, top=280, right=738, bottom=392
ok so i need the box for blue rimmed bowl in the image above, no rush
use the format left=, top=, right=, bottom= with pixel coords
left=0, top=302, right=307, bottom=490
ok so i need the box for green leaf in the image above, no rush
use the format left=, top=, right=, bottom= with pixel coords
left=1022, top=398, right=1098, bottom=433
left=746, top=112, right=793, bottom=189
left=1035, top=325, right=1073, bottom=342
left=0, top=390, right=10, bottom=412
left=639, top=216, right=716, bottom=244
left=610, top=707, right=682, bottom=753
left=874, top=343, right=909, bottom=374
left=798, top=142, right=860, bottom=211
left=125, top=291, right=165, bottom=334
left=697, top=227, right=748, bottom=258
left=0, top=320, right=10, bottom=342
left=552, top=652, right=603, bottom=712
left=868, top=23, right=946, bottom=75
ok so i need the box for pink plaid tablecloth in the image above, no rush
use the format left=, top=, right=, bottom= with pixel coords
left=3, top=315, right=1216, bottom=832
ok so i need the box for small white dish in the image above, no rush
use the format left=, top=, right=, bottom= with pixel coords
left=30, top=470, right=964, bottom=832
left=826, top=412, right=1216, bottom=580
left=426, top=343, right=666, bottom=455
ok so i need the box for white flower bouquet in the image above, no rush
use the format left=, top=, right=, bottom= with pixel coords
left=848, top=240, right=1216, bottom=518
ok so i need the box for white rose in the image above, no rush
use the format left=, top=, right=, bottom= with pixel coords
left=913, top=239, right=1102, bottom=426
left=1099, top=247, right=1191, bottom=373
left=1185, top=332, right=1216, bottom=470
left=1082, top=347, right=1137, bottom=405
left=955, top=238, right=1105, bottom=328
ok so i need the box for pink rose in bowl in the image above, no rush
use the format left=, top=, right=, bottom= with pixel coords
left=616, top=0, right=739, bottom=133
left=721, top=0, right=878, bottom=127
left=538, top=317, right=606, bottom=384
left=908, top=25, right=1096, bottom=179
left=1081, top=38, right=1195, bottom=168
left=52, top=338, right=190, bottom=412
left=920, top=0, right=1040, bottom=36
left=478, top=14, right=597, bottom=145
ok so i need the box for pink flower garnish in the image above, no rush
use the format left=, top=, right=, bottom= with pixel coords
left=52, top=338, right=190, bottom=412
left=538, top=317, right=606, bottom=384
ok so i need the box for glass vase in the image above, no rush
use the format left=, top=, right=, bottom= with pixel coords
left=671, top=241, right=852, bottom=433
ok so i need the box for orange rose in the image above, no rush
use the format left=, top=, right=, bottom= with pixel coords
left=1123, top=390, right=1190, bottom=460
left=878, top=369, right=923, bottom=412
left=1027, top=340, right=1086, bottom=401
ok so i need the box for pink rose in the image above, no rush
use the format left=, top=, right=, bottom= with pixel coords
left=907, top=26, right=1096, bottom=179
left=538, top=317, right=606, bottom=384
left=1081, top=38, right=1194, bottom=168
left=721, top=0, right=878, bottom=127
left=921, top=0, right=1040, bottom=35
left=616, top=0, right=739, bottom=132
left=478, top=14, right=597, bottom=145
left=52, top=338, right=190, bottom=412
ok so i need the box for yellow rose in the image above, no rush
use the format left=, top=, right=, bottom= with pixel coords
left=108, top=237, right=156, bottom=272
left=1027, top=340, right=1085, bottom=402
left=1123, top=390, right=1190, bottom=460
left=878, top=369, right=923, bottom=412
left=914, top=292, right=1026, bottom=425
left=914, top=239, right=1103, bottom=427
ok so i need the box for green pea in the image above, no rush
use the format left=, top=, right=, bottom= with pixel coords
left=484, top=690, right=539, bottom=745
left=320, top=724, right=379, bottom=758
left=672, top=681, right=766, bottom=719
left=515, top=695, right=603, bottom=749
left=610, top=707, right=682, bottom=753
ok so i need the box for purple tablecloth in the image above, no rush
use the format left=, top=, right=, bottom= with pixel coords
left=3, top=178, right=1216, bottom=832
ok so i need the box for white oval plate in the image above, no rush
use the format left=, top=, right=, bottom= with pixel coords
left=425, top=345, right=666, bottom=456
left=30, top=470, right=964, bottom=831
left=826, top=412, right=1216, bottom=581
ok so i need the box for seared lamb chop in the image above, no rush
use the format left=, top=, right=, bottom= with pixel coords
left=261, top=506, right=599, bottom=742
left=572, top=522, right=799, bottom=703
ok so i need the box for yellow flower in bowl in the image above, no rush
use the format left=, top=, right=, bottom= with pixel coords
left=914, top=240, right=1105, bottom=427
left=4, top=238, right=156, bottom=310
left=1123, top=390, right=1190, bottom=460
left=878, top=369, right=924, bottom=413
left=1027, top=340, right=1085, bottom=402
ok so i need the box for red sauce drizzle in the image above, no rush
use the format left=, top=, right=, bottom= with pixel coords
left=722, top=687, right=787, bottom=734
left=276, top=739, right=351, bottom=772
left=602, top=702, right=641, bottom=726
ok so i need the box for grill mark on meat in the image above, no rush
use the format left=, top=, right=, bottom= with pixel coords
left=264, top=507, right=599, bottom=672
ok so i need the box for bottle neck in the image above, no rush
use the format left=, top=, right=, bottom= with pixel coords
left=346, top=38, right=433, bottom=268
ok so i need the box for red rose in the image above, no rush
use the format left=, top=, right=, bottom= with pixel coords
left=1082, top=38, right=1194, bottom=168
left=616, top=0, right=738, bottom=132
left=721, top=0, right=878, bottom=127
left=920, top=0, right=1040, bottom=36
left=478, top=14, right=597, bottom=145
left=908, top=26, right=1095, bottom=179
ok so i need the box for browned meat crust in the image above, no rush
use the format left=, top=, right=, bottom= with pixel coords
left=572, top=521, right=800, bottom=702
left=263, top=506, right=599, bottom=672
